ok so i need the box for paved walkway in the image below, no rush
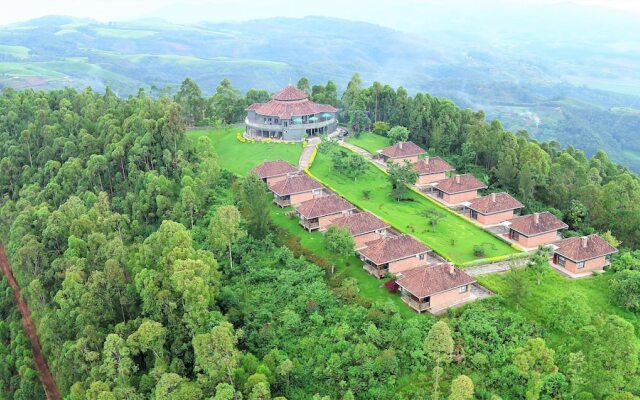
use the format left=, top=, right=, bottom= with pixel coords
left=465, top=257, right=529, bottom=276
left=299, top=137, right=321, bottom=169
left=338, top=141, right=390, bottom=172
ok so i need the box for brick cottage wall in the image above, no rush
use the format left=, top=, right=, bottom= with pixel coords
left=417, top=172, right=446, bottom=185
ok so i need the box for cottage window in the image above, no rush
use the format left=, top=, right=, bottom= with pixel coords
left=470, top=210, right=478, bottom=220
left=459, top=285, right=468, bottom=294
left=437, top=190, right=444, bottom=199
left=577, top=261, right=585, bottom=269
left=418, top=253, right=425, bottom=260
left=556, top=255, right=566, bottom=267
left=510, top=230, right=520, bottom=241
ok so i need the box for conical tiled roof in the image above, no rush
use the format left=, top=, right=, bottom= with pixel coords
left=271, top=85, right=308, bottom=101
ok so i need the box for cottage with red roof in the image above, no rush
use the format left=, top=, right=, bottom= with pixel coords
left=464, top=192, right=524, bottom=225
left=396, top=263, right=476, bottom=313
left=551, top=234, right=617, bottom=275
left=269, top=174, right=325, bottom=207
left=252, top=160, right=298, bottom=184
left=358, top=234, right=432, bottom=278
left=327, top=212, right=390, bottom=249
left=295, top=195, right=356, bottom=231
left=378, top=141, right=426, bottom=164
left=245, top=85, right=338, bottom=141
left=433, top=174, right=487, bottom=205
left=412, top=156, right=456, bottom=185
left=505, top=212, right=568, bottom=248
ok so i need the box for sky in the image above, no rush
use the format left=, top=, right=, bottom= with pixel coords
left=1, top=0, right=639, bottom=27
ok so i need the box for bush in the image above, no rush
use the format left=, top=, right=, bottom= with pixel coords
left=362, top=190, right=371, bottom=200
left=473, top=245, right=486, bottom=258
left=383, top=279, right=399, bottom=293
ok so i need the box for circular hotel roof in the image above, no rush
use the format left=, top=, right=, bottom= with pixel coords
left=271, top=85, right=308, bottom=101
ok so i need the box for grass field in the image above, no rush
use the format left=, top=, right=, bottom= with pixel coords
left=187, top=127, right=302, bottom=175
left=346, top=133, right=390, bottom=154
left=0, top=45, right=30, bottom=59
left=270, top=204, right=419, bottom=319
left=309, top=148, right=519, bottom=264
left=477, top=267, right=640, bottom=343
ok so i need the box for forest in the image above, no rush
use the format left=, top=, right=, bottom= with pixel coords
left=0, top=77, right=638, bottom=399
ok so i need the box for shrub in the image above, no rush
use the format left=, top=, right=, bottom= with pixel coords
left=473, top=245, right=486, bottom=258
left=383, top=279, right=399, bottom=293
left=362, top=189, right=371, bottom=200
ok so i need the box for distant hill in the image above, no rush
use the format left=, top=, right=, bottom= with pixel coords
left=1, top=15, right=639, bottom=171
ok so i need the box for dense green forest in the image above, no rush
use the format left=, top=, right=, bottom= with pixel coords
left=0, top=81, right=639, bottom=399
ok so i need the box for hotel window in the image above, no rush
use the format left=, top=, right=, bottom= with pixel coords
left=459, top=285, right=468, bottom=294
left=557, top=255, right=566, bottom=267
left=470, top=210, right=478, bottom=219
left=577, top=261, right=585, bottom=269
left=510, top=230, right=520, bottom=241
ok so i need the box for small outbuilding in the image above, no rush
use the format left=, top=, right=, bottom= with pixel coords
left=432, top=174, right=487, bottom=205
left=295, top=195, right=356, bottom=231
left=269, top=174, right=324, bottom=207
left=327, top=212, right=390, bottom=249
left=396, top=263, right=476, bottom=313
left=464, top=192, right=524, bottom=225
left=505, top=212, right=568, bottom=248
left=252, top=160, right=299, bottom=185
left=359, top=234, right=432, bottom=278
left=412, top=156, right=456, bottom=185
left=550, top=234, right=617, bottom=275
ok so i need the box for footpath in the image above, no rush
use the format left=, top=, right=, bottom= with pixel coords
left=0, top=243, right=60, bottom=400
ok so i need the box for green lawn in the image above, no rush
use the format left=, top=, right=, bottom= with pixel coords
left=187, top=126, right=303, bottom=175
left=309, top=148, right=520, bottom=264
left=477, top=267, right=640, bottom=343
left=346, top=133, right=390, bottom=154
left=270, top=204, right=420, bottom=319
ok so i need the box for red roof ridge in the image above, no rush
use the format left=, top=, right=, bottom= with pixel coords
left=412, top=156, right=456, bottom=175
left=271, top=85, right=309, bottom=101
left=435, top=174, right=487, bottom=194
left=296, top=195, right=355, bottom=219
left=553, top=234, right=617, bottom=262
left=396, top=263, right=476, bottom=298
left=467, top=192, right=524, bottom=214
left=269, top=174, right=324, bottom=196
left=508, top=211, right=568, bottom=236
left=380, top=141, right=426, bottom=158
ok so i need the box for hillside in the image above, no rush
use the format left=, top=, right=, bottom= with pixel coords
left=1, top=16, right=640, bottom=170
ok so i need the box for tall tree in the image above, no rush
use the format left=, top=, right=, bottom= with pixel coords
left=193, top=323, right=241, bottom=400
left=324, top=226, right=355, bottom=267
left=240, top=174, right=271, bottom=239
left=387, top=161, right=418, bottom=201
left=424, top=321, right=454, bottom=400
left=175, top=78, right=206, bottom=126
left=210, top=205, right=246, bottom=270
left=449, top=375, right=474, bottom=400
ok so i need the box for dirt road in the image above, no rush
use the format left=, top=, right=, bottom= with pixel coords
left=0, top=243, right=60, bottom=400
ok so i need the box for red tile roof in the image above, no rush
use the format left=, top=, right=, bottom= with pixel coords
left=247, top=85, right=338, bottom=119
left=412, top=156, right=455, bottom=175
left=359, top=234, right=430, bottom=265
left=553, top=234, right=617, bottom=262
left=271, top=85, right=308, bottom=101
left=435, top=174, right=487, bottom=194
left=396, top=263, right=476, bottom=299
left=508, top=212, right=568, bottom=237
left=467, top=192, right=524, bottom=215
left=328, top=212, right=389, bottom=236
left=380, top=141, right=426, bottom=159
left=252, top=160, right=298, bottom=178
left=269, top=174, right=324, bottom=196
left=296, top=195, right=355, bottom=219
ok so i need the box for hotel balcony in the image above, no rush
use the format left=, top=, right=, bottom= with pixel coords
left=245, top=117, right=337, bottom=131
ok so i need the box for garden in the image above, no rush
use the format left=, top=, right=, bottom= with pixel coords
left=187, top=126, right=302, bottom=175
left=309, top=147, right=520, bottom=264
